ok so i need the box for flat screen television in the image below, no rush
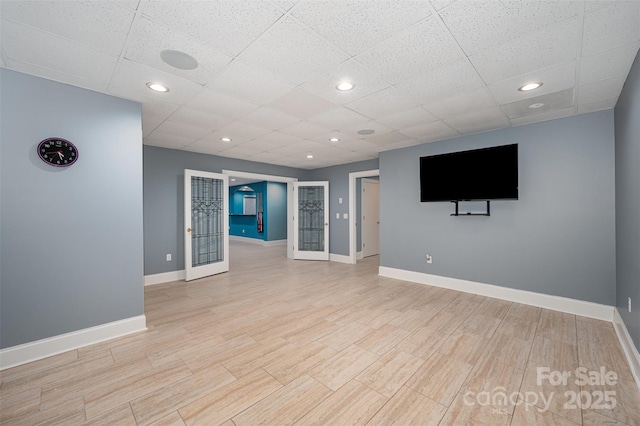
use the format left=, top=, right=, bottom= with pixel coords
left=420, top=144, right=518, bottom=202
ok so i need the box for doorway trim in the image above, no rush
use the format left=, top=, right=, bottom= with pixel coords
left=348, top=169, right=380, bottom=264
left=222, top=170, right=298, bottom=259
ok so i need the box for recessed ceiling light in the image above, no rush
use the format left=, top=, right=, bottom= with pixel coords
left=146, top=82, right=169, bottom=92
left=231, top=178, right=236, bottom=182
left=518, top=82, right=543, bottom=92
left=329, top=137, right=340, bottom=142
left=336, top=81, right=355, bottom=91
left=220, top=137, right=232, bottom=142
left=160, top=49, right=198, bottom=70
left=306, top=153, right=314, bottom=159
left=357, top=129, right=375, bottom=135
left=529, top=102, right=545, bottom=109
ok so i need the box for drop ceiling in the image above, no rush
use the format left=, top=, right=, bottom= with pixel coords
left=1, top=0, right=638, bottom=169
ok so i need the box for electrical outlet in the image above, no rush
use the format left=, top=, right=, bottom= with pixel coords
left=166, top=254, right=171, bottom=262
left=242, top=229, right=245, bottom=234
left=426, top=254, right=433, bottom=264
left=629, top=297, right=632, bottom=313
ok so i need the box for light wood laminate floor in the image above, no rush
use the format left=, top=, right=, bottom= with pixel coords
left=1, top=241, right=639, bottom=425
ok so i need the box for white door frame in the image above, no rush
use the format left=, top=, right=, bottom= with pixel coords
left=349, top=169, right=380, bottom=264
left=222, top=169, right=298, bottom=259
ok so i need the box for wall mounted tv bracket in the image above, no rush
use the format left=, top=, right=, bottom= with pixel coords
left=450, top=200, right=491, bottom=216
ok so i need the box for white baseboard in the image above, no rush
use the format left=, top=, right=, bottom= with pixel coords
left=613, top=308, right=640, bottom=392
left=144, top=270, right=185, bottom=286
left=357, top=251, right=363, bottom=260
left=378, top=267, right=614, bottom=321
left=330, top=253, right=352, bottom=264
left=229, top=236, right=286, bottom=246
left=0, top=315, right=147, bottom=370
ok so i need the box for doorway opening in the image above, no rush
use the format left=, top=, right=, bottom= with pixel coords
left=348, top=169, right=380, bottom=264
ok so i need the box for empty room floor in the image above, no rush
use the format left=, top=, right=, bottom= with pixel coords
left=1, top=241, right=639, bottom=425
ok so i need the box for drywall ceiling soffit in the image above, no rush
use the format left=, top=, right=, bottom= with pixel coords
left=1, top=0, right=638, bottom=169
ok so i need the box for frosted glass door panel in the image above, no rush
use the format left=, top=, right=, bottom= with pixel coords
left=293, top=181, right=329, bottom=261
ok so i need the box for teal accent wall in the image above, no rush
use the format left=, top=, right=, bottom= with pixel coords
left=229, top=182, right=265, bottom=240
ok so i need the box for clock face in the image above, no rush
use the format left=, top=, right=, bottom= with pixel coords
left=37, top=138, right=78, bottom=167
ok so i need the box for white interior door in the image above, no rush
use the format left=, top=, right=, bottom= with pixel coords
left=293, top=181, right=329, bottom=261
left=362, top=179, right=380, bottom=258
left=185, top=169, right=229, bottom=281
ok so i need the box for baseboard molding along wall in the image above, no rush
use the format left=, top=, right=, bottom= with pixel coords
left=357, top=251, right=364, bottom=260
left=229, top=236, right=286, bottom=246
left=0, top=315, right=147, bottom=370
left=144, top=270, right=186, bottom=286
left=613, top=308, right=640, bottom=392
left=378, top=266, right=614, bottom=322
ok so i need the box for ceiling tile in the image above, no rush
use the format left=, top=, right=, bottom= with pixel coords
left=0, top=1, right=134, bottom=56
left=218, top=144, right=263, bottom=159
left=1, top=19, right=118, bottom=87
left=124, top=16, right=232, bottom=85
left=394, top=60, right=484, bottom=104
left=4, top=59, right=109, bottom=94
left=440, top=1, right=580, bottom=56
left=577, top=98, right=617, bottom=114
left=109, top=59, right=203, bottom=105
left=268, top=88, right=336, bottom=119
left=424, top=88, right=498, bottom=120
left=358, top=131, right=412, bottom=147
left=345, top=87, right=418, bottom=119
left=250, top=132, right=302, bottom=147
left=145, top=130, right=195, bottom=149
left=430, top=0, right=457, bottom=11
left=139, top=0, right=284, bottom=57
left=307, top=107, right=370, bottom=129
left=302, top=59, right=391, bottom=105
left=501, top=88, right=575, bottom=119
left=355, top=16, right=462, bottom=84
left=186, top=135, right=239, bottom=152
left=377, top=107, right=438, bottom=130
left=216, top=121, right=273, bottom=141
left=168, top=106, right=232, bottom=131
left=278, top=121, right=333, bottom=139
left=579, top=42, right=640, bottom=85
left=443, top=107, right=511, bottom=135
left=240, top=16, right=349, bottom=85
left=142, top=114, right=164, bottom=137
left=237, top=107, right=301, bottom=130
left=469, top=18, right=580, bottom=84
left=343, top=120, right=394, bottom=140
left=510, top=106, right=576, bottom=127
left=582, top=1, right=640, bottom=56
left=488, top=61, right=576, bottom=105
left=207, top=59, right=295, bottom=105
left=181, top=141, right=227, bottom=156
left=153, top=120, right=213, bottom=141
left=399, top=120, right=458, bottom=142
left=292, top=0, right=432, bottom=56
left=378, top=138, right=422, bottom=152
left=139, top=100, right=181, bottom=121
left=578, top=77, right=626, bottom=105
left=185, top=88, right=259, bottom=120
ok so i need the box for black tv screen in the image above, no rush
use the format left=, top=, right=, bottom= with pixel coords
left=420, top=144, right=518, bottom=202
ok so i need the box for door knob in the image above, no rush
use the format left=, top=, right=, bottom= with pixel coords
left=187, top=227, right=191, bottom=232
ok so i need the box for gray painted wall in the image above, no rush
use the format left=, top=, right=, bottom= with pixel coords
left=614, top=50, right=640, bottom=351
left=143, top=146, right=309, bottom=275
left=379, top=111, right=616, bottom=305
left=308, top=159, right=379, bottom=256
left=266, top=182, right=287, bottom=241
left=0, top=69, right=144, bottom=348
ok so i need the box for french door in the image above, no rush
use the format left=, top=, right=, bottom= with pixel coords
left=184, top=169, right=229, bottom=281
left=293, top=181, right=329, bottom=261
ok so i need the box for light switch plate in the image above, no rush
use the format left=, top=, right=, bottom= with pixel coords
left=336, top=213, right=340, bottom=219
left=343, top=213, right=348, bottom=219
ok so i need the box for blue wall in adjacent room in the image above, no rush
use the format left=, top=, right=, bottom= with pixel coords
left=229, top=182, right=264, bottom=240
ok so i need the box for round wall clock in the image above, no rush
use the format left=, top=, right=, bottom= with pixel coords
left=37, top=137, right=78, bottom=167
